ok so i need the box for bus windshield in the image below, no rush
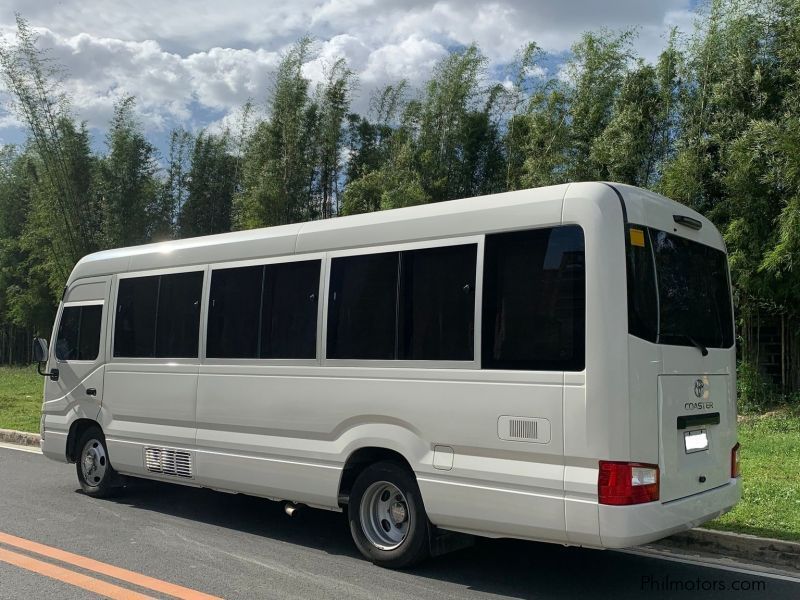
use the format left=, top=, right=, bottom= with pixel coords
left=627, top=226, right=734, bottom=350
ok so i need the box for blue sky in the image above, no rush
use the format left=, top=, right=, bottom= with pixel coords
left=0, top=0, right=697, bottom=156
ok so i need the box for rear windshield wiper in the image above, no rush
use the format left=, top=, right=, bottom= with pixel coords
left=665, top=334, right=709, bottom=356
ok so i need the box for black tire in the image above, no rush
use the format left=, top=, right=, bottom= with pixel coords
left=348, top=461, right=430, bottom=569
left=75, top=426, right=120, bottom=498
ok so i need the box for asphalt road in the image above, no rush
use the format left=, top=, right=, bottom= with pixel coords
left=0, top=443, right=797, bottom=600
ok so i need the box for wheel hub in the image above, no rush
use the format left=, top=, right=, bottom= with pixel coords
left=389, top=502, right=407, bottom=525
left=359, top=481, right=411, bottom=551
left=80, top=439, right=107, bottom=485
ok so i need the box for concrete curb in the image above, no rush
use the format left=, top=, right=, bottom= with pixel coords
left=657, top=528, right=800, bottom=573
left=0, top=428, right=40, bottom=448
left=0, top=428, right=796, bottom=573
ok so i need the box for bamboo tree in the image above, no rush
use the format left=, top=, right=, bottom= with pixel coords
left=314, top=58, right=355, bottom=218
left=235, top=37, right=318, bottom=228
left=179, top=131, right=237, bottom=237
left=501, top=43, right=543, bottom=190
left=155, top=127, right=194, bottom=241
left=414, top=45, right=500, bottom=202
left=0, top=15, right=97, bottom=271
left=97, top=96, right=160, bottom=247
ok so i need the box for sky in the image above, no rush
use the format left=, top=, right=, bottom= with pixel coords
left=0, top=0, right=697, bottom=152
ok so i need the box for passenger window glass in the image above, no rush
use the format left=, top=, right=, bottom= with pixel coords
left=155, top=271, right=203, bottom=358
left=114, top=272, right=203, bottom=358
left=399, top=244, right=477, bottom=360
left=114, top=276, right=159, bottom=357
left=261, top=260, right=320, bottom=359
left=626, top=226, right=658, bottom=343
left=482, top=226, right=585, bottom=371
left=327, top=252, right=399, bottom=360
left=207, top=266, right=263, bottom=358
left=56, top=305, right=103, bottom=361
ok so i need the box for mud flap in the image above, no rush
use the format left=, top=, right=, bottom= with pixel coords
left=428, top=525, right=475, bottom=557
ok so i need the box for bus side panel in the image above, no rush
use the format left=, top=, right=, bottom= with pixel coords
left=102, top=363, right=199, bottom=476
left=194, top=367, right=568, bottom=542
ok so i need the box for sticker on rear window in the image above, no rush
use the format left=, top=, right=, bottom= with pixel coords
left=629, top=228, right=645, bottom=247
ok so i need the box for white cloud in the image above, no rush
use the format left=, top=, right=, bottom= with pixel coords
left=15, top=29, right=280, bottom=132
left=0, top=0, right=695, bottom=137
left=362, top=35, right=448, bottom=85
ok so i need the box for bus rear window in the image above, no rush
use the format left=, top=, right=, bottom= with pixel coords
left=627, top=227, right=734, bottom=349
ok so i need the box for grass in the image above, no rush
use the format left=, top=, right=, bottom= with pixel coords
left=0, top=363, right=798, bottom=541
left=0, top=366, right=42, bottom=433
left=705, top=406, right=800, bottom=542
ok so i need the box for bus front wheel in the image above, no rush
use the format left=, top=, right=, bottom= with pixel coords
left=75, top=427, right=120, bottom=498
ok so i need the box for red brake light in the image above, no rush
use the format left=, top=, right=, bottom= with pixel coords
left=598, top=461, right=660, bottom=505
left=731, top=442, right=741, bottom=478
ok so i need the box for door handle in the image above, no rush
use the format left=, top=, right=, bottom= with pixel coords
left=86, top=388, right=97, bottom=397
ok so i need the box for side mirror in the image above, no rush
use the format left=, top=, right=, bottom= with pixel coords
left=32, top=337, right=59, bottom=381
left=33, top=337, right=48, bottom=363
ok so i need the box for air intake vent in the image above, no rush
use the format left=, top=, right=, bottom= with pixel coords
left=144, top=447, right=193, bottom=478
left=511, top=418, right=538, bottom=439
left=498, top=416, right=551, bottom=444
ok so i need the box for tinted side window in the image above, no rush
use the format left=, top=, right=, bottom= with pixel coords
left=327, top=252, right=399, bottom=359
left=56, top=305, right=103, bottom=361
left=261, top=260, right=320, bottom=359
left=482, top=226, right=585, bottom=371
left=114, top=272, right=203, bottom=358
left=55, top=307, right=80, bottom=360
left=399, top=244, right=477, bottom=360
left=115, top=276, right=159, bottom=357
left=626, top=226, right=658, bottom=343
left=207, top=266, right=263, bottom=358
left=155, top=271, right=203, bottom=358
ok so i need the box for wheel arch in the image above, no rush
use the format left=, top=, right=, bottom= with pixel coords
left=337, top=447, right=415, bottom=507
left=66, top=418, right=102, bottom=463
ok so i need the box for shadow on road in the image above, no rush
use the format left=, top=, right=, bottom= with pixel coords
left=96, top=478, right=796, bottom=600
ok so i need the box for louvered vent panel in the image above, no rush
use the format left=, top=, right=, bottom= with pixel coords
left=498, top=416, right=551, bottom=444
left=144, top=447, right=193, bottom=478
left=510, top=418, right=538, bottom=440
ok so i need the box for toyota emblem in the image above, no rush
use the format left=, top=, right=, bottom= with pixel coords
left=693, top=379, right=705, bottom=398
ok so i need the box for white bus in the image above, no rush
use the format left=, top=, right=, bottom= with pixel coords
left=34, top=182, right=740, bottom=568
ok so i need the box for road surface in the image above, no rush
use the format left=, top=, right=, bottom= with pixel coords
left=0, top=443, right=797, bottom=599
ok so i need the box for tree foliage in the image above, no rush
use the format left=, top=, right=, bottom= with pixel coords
left=97, top=96, right=160, bottom=247
left=179, top=131, right=237, bottom=236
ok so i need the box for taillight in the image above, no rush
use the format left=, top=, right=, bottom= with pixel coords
left=731, top=442, right=741, bottom=478
left=598, top=461, right=659, bottom=505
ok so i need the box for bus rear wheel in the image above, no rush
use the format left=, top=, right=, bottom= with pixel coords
left=75, top=427, right=120, bottom=498
left=348, top=461, right=430, bottom=568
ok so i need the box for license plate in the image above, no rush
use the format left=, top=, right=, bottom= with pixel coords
left=684, top=429, right=709, bottom=453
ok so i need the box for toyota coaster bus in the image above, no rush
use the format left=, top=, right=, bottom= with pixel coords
left=34, top=182, right=741, bottom=568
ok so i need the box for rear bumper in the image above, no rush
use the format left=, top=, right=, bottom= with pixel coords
left=598, top=478, right=741, bottom=548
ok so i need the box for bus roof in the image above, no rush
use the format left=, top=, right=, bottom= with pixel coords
left=67, top=182, right=716, bottom=284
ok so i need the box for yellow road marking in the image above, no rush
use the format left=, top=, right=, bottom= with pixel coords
left=0, top=531, right=221, bottom=600
left=0, top=546, right=153, bottom=600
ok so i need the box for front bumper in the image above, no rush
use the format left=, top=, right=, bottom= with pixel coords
left=41, top=429, right=69, bottom=463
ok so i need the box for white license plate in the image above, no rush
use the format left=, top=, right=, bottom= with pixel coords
left=684, top=429, right=709, bottom=453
